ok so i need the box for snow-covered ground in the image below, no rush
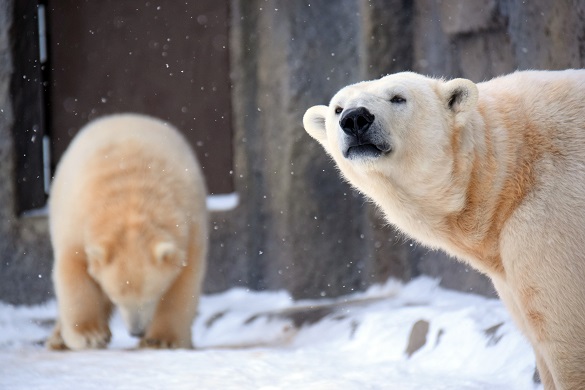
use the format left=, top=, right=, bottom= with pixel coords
left=0, top=277, right=540, bottom=390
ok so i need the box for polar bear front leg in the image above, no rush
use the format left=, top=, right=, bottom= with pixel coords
left=48, top=246, right=113, bottom=350
left=139, top=267, right=199, bottom=349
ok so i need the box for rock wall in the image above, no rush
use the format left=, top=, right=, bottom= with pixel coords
left=205, top=0, right=409, bottom=299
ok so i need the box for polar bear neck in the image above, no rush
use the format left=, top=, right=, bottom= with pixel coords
left=443, top=89, right=559, bottom=275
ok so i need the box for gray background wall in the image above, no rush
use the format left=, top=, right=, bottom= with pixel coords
left=2, top=0, right=585, bottom=304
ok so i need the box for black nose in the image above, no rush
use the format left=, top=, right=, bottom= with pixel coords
left=130, top=330, right=145, bottom=338
left=340, top=107, right=375, bottom=137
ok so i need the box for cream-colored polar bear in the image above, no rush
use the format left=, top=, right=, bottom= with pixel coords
left=47, top=113, right=208, bottom=350
left=304, top=70, right=585, bottom=389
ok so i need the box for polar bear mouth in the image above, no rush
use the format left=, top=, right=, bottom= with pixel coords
left=345, top=144, right=386, bottom=159
left=339, top=110, right=391, bottom=159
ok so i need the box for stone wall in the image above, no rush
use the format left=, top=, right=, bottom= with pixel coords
left=3, top=0, right=585, bottom=304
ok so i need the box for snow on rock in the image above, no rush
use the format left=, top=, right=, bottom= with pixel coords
left=0, top=277, right=540, bottom=389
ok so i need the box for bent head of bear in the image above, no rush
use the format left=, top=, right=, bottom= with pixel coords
left=303, top=72, right=479, bottom=184
left=85, top=236, right=186, bottom=338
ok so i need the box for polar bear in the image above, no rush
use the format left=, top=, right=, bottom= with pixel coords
left=303, top=70, right=585, bottom=389
left=47, top=113, right=208, bottom=350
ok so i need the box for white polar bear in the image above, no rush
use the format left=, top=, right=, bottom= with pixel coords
left=304, top=70, right=585, bottom=389
left=47, top=113, right=208, bottom=350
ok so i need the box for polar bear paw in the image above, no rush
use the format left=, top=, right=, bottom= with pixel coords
left=59, top=324, right=111, bottom=350
left=139, top=335, right=192, bottom=349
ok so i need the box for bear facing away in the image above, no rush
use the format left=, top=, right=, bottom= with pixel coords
left=47, top=113, right=208, bottom=350
left=303, top=70, right=585, bottom=389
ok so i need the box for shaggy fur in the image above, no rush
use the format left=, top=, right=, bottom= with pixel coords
left=47, top=113, right=208, bottom=350
left=303, top=70, right=585, bottom=389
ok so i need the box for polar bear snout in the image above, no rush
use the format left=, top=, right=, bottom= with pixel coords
left=339, top=107, right=391, bottom=160
left=340, top=107, right=375, bottom=137
left=130, top=329, right=145, bottom=338
left=119, top=303, right=157, bottom=339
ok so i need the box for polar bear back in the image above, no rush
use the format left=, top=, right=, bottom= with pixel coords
left=49, top=113, right=207, bottom=253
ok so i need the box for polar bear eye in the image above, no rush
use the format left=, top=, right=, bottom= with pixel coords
left=390, top=95, right=406, bottom=104
left=334, top=106, right=343, bottom=114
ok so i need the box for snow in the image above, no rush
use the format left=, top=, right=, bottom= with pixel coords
left=0, top=277, right=540, bottom=390
left=206, top=192, right=239, bottom=211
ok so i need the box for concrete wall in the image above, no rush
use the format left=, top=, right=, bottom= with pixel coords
left=3, top=0, right=585, bottom=304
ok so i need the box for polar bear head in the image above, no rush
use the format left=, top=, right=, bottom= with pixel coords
left=303, top=72, right=479, bottom=220
left=85, top=223, right=187, bottom=338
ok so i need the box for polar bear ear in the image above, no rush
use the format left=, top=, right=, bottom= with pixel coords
left=442, top=78, right=478, bottom=114
left=303, top=105, right=329, bottom=144
left=154, top=241, right=186, bottom=267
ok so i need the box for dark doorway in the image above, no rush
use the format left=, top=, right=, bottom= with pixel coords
left=44, top=0, right=234, bottom=194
